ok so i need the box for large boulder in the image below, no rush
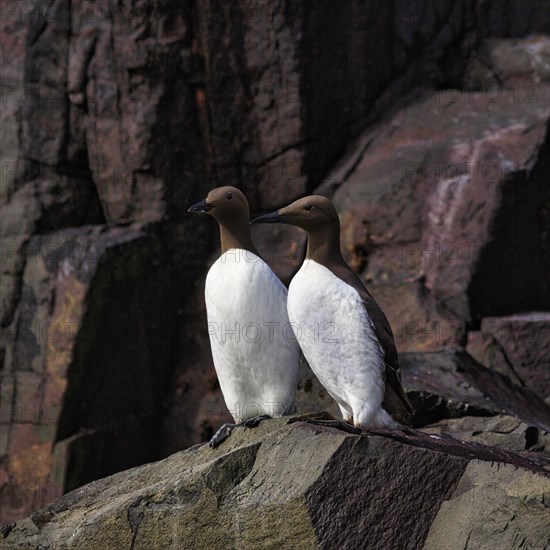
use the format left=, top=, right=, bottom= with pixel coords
left=1, top=417, right=549, bottom=549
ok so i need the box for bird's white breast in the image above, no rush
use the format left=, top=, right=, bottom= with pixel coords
left=205, top=248, right=300, bottom=422
left=287, top=259, right=386, bottom=425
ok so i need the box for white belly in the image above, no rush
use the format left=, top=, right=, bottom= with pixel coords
left=205, top=249, right=300, bottom=422
left=287, top=259, right=393, bottom=428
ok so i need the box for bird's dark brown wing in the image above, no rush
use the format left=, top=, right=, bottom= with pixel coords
left=327, top=263, right=414, bottom=426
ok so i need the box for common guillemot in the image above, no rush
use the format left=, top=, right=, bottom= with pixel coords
left=188, top=186, right=300, bottom=446
left=252, top=195, right=413, bottom=431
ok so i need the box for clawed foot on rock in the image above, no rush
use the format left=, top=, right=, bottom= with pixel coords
left=241, top=414, right=272, bottom=428
left=209, top=423, right=237, bottom=448
left=288, top=412, right=362, bottom=435
left=209, top=415, right=273, bottom=448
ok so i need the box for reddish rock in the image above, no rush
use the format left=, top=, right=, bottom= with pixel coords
left=369, top=282, right=464, bottom=352
left=0, top=225, right=176, bottom=526
left=331, top=87, right=550, bottom=351
left=466, top=35, right=550, bottom=89
left=466, top=329, right=523, bottom=385
left=467, top=313, right=550, bottom=402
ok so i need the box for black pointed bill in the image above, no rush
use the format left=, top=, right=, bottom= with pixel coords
left=250, top=210, right=281, bottom=224
left=188, top=199, right=213, bottom=213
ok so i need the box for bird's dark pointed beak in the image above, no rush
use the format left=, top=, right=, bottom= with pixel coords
left=250, top=210, right=281, bottom=224
left=188, top=199, right=213, bottom=213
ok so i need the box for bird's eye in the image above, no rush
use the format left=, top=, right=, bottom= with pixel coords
left=226, top=192, right=234, bottom=200
left=304, top=205, right=313, bottom=211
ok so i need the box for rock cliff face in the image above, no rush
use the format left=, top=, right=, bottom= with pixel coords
left=1, top=0, right=550, bottom=528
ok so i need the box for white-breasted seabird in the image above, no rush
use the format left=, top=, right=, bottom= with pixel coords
left=188, top=186, right=301, bottom=446
left=252, top=195, right=413, bottom=432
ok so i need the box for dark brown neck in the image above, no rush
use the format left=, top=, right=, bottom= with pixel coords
left=305, top=225, right=347, bottom=269
left=219, top=222, right=258, bottom=256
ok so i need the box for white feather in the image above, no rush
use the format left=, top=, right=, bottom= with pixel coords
left=288, top=259, right=400, bottom=429
left=205, top=248, right=300, bottom=422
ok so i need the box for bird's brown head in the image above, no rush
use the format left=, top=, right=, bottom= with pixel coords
left=188, top=186, right=256, bottom=255
left=251, top=195, right=339, bottom=232
left=251, top=195, right=343, bottom=264
left=188, top=186, right=250, bottom=224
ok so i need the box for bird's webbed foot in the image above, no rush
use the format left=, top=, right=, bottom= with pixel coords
left=241, top=414, right=271, bottom=428
left=288, top=411, right=362, bottom=434
left=209, top=423, right=238, bottom=448
left=209, top=415, right=273, bottom=448
left=287, top=411, right=336, bottom=423
left=309, top=419, right=362, bottom=434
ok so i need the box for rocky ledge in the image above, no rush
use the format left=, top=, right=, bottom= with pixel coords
left=2, top=413, right=549, bottom=550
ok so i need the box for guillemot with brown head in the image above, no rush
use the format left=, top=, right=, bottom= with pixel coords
left=252, top=195, right=413, bottom=432
left=189, top=186, right=301, bottom=447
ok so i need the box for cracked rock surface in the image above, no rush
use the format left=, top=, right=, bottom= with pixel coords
left=2, top=417, right=550, bottom=550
